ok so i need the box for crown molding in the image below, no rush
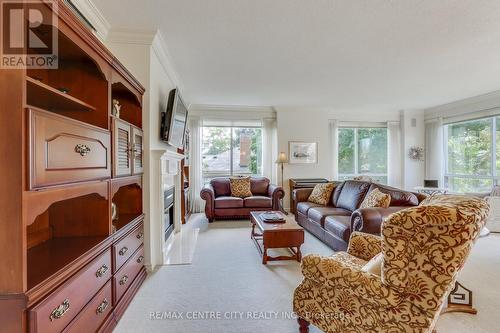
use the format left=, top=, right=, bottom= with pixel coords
left=151, top=31, right=183, bottom=91
left=424, top=89, right=500, bottom=120
left=190, top=104, right=275, bottom=113
left=69, top=0, right=111, bottom=41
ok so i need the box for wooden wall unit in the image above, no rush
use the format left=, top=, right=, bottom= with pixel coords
left=0, top=1, right=146, bottom=332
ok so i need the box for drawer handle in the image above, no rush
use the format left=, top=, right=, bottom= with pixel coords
left=75, top=144, right=91, bottom=156
left=136, top=232, right=143, bottom=239
left=96, top=298, right=109, bottom=314
left=119, top=246, right=128, bottom=256
left=119, top=275, right=129, bottom=285
left=95, top=264, right=108, bottom=278
left=49, top=299, right=70, bottom=321
left=137, top=255, right=144, bottom=264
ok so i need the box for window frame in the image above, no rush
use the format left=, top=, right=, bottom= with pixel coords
left=337, top=126, right=388, bottom=182
left=201, top=124, right=262, bottom=182
left=444, top=116, right=498, bottom=192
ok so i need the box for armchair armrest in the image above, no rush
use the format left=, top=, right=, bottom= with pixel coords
left=301, top=254, right=400, bottom=307
left=293, top=188, right=313, bottom=203
left=200, top=184, right=215, bottom=222
left=347, top=232, right=382, bottom=261
left=351, top=206, right=408, bottom=235
left=268, top=184, right=284, bottom=210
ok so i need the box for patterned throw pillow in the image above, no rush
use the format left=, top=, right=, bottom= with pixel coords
left=230, top=177, right=252, bottom=198
left=308, top=183, right=336, bottom=205
left=359, top=188, right=391, bottom=209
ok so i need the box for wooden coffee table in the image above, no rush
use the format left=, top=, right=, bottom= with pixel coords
left=250, top=211, right=305, bottom=265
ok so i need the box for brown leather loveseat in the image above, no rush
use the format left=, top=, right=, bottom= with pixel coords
left=201, top=177, right=284, bottom=222
left=293, top=180, right=426, bottom=251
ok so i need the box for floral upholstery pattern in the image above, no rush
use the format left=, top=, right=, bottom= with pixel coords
left=229, top=176, right=252, bottom=198
left=359, top=188, right=391, bottom=209
left=308, top=183, right=336, bottom=205
left=293, top=195, right=489, bottom=333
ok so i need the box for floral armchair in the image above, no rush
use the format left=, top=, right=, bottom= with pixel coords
left=293, top=195, right=489, bottom=333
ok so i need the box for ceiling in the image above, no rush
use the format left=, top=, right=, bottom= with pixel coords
left=93, top=0, right=500, bottom=112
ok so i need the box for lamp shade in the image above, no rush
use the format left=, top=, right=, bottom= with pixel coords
left=276, top=152, right=288, bottom=163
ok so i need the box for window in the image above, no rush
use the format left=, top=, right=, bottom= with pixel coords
left=444, top=116, right=500, bottom=192
left=338, top=127, right=388, bottom=183
left=202, top=125, right=262, bottom=183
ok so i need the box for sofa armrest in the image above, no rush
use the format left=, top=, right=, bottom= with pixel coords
left=293, top=188, right=314, bottom=204
left=347, top=232, right=382, bottom=261
left=351, top=206, right=409, bottom=235
left=268, top=184, right=284, bottom=210
left=300, top=254, right=399, bottom=307
left=200, top=184, right=215, bottom=222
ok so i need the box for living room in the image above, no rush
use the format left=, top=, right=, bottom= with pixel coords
left=0, top=1, right=499, bottom=332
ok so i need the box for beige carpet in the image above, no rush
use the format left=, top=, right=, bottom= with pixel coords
left=115, top=214, right=500, bottom=333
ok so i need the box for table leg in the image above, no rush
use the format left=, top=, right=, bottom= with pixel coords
left=251, top=223, right=255, bottom=239
left=262, top=246, right=268, bottom=265
left=296, top=246, right=302, bottom=262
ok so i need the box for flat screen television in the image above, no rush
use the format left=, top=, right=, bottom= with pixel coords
left=160, top=88, right=188, bottom=149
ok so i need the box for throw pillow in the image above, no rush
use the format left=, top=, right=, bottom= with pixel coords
left=361, top=253, right=383, bottom=276
left=230, top=177, right=252, bottom=198
left=308, top=183, right=336, bottom=205
left=359, top=188, right=391, bottom=209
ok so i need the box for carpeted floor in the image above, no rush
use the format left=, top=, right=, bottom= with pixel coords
left=115, top=214, right=500, bottom=333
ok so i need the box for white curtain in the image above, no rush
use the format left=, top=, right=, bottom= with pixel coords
left=425, top=118, right=444, bottom=186
left=387, top=121, right=402, bottom=187
left=188, top=116, right=204, bottom=213
left=329, top=120, right=339, bottom=180
left=262, top=118, right=278, bottom=183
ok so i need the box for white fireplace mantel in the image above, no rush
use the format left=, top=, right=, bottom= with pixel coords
left=149, top=148, right=185, bottom=270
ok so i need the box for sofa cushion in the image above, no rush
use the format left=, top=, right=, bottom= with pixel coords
left=308, top=207, right=351, bottom=226
left=368, top=184, right=419, bottom=206
left=360, top=188, right=391, bottom=209
left=324, top=215, right=352, bottom=241
left=244, top=196, right=271, bottom=208
left=336, top=180, right=371, bottom=211
left=361, top=253, right=383, bottom=276
left=308, top=183, right=336, bottom=205
left=297, top=201, right=322, bottom=215
left=214, top=196, right=244, bottom=209
left=211, top=178, right=231, bottom=197
left=250, top=177, right=270, bottom=196
left=230, top=176, right=252, bottom=198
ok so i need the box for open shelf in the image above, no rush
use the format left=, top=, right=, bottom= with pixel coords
left=111, top=176, right=143, bottom=233
left=26, top=190, right=110, bottom=290
left=26, top=77, right=96, bottom=112
left=26, top=30, right=109, bottom=129
left=27, top=236, right=106, bottom=290
left=111, top=82, right=142, bottom=128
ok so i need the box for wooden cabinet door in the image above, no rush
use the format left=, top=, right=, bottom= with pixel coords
left=132, top=127, right=144, bottom=174
left=113, top=118, right=132, bottom=177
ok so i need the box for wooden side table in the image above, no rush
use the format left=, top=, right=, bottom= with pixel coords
left=250, top=211, right=304, bottom=265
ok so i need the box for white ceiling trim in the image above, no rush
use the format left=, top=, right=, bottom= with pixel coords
left=190, top=104, right=275, bottom=113
left=190, top=104, right=276, bottom=120
left=105, top=28, right=183, bottom=92
left=70, top=0, right=111, bottom=41
left=425, top=90, right=500, bottom=120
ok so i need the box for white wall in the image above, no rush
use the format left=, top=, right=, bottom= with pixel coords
left=275, top=108, right=402, bottom=210
left=106, top=31, right=179, bottom=271
left=400, top=110, right=425, bottom=190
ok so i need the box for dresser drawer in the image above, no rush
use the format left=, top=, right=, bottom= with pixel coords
left=113, top=246, right=144, bottom=304
left=113, top=222, right=144, bottom=272
left=63, top=280, right=113, bottom=333
left=28, top=108, right=111, bottom=189
left=29, top=248, right=112, bottom=333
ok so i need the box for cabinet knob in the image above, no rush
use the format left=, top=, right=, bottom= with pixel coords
left=119, top=246, right=128, bottom=256
left=96, top=298, right=109, bottom=314
left=136, top=232, right=143, bottom=239
left=137, top=255, right=144, bottom=264
left=119, top=275, right=129, bottom=285
left=49, top=299, right=70, bottom=321
left=95, top=264, right=108, bottom=278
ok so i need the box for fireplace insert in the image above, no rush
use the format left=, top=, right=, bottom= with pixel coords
left=164, top=186, right=174, bottom=241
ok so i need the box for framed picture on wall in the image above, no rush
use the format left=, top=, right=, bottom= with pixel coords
left=289, top=141, right=317, bottom=164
